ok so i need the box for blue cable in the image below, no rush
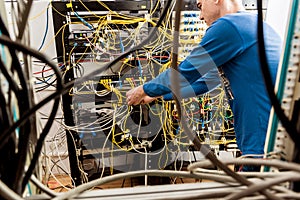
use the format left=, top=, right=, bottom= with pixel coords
left=152, top=51, right=170, bottom=63
left=0, top=30, right=7, bottom=64
left=38, top=3, right=50, bottom=51
left=27, top=183, right=32, bottom=196
left=74, top=11, right=94, bottom=30
left=119, top=34, right=124, bottom=53
left=34, top=64, right=64, bottom=85
left=35, top=76, right=52, bottom=85
left=138, top=59, right=142, bottom=77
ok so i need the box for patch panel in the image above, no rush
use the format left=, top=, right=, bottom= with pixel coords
left=173, top=10, right=207, bottom=61
left=265, top=2, right=300, bottom=172
left=178, top=11, right=207, bottom=36
left=242, top=0, right=268, bottom=10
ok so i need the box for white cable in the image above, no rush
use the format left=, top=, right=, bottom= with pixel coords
left=237, top=193, right=300, bottom=200
left=192, top=167, right=291, bottom=178
left=187, top=158, right=300, bottom=173
left=0, top=180, right=23, bottom=200
left=99, top=104, right=118, bottom=179
left=51, top=169, right=237, bottom=200
left=144, top=147, right=148, bottom=186
left=225, top=172, right=300, bottom=200
left=30, top=175, right=58, bottom=197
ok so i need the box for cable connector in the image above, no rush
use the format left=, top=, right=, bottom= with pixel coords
left=141, top=140, right=152, bottom=148
left=218, top=66, right=234, bottom=100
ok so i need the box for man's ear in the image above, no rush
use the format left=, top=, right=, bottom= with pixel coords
left=214, top=0, right=221, bottom=5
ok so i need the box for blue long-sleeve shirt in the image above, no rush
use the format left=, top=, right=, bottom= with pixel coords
left=162, top=68, right=221, bottom=100
left=143, top=11, right=282, bottom=155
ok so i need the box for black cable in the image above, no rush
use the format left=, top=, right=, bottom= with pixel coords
left=48, top=153, right=70, bottom=176
left=217, top=66, right=234, bottom=100
left=0, top=43, right=72, bottom=195
left=41, top=64, right=55, bottom=86
left=15, top=55, right=33, bottom=194
left=36, top=58, right=65, bottom=91
left=17, top=0, right=33, bottom=40
left=35, top=63, right=58, bottom=91
left=0, top=11, right=33, bottom=193
left=21, top=98, right=60, bottom=192
left=0, top=73, right=14, bottom=192
left=0, top=84, right=69, bottom=150
left=171, top=0, right=182, bottom=119
left=0, top=11, right=28, bottom=94
left=0, top=33, right=63, bottom=193
left=35, top=78, right=57, bottom=92
left=0, top=87, right=11, bottom=131
left=0, top=31, right=66, bottom=193
left=74, top=63, right=84, bottom=78
left=36, top=72, right=56, bottom=85
left=256, top=1, right=300, bottom=143
left=0, top=59, right=20, bottom=94
left=0, top=35, right=62, bottom=148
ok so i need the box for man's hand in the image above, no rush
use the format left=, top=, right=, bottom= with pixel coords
left=126, top=85, right=146, bottom=105
left=126, top=85, right=157, bottom=105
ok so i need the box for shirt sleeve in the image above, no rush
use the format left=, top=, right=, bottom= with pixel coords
left=162, top=68, right=221, bottom=100
left=143, top=18, right=244, bottom=98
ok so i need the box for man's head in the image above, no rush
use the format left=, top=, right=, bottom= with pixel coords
left=197, top=0, right=245, bottom=26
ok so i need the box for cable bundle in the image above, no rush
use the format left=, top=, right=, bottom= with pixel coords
left=0, top=0, right=63, bottom=196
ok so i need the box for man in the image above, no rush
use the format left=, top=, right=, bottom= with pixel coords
left=126, top=0, right=282, bottom=168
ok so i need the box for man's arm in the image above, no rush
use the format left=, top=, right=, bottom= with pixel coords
left=163, top=68, right=220, bottom=100
left=126, top=68, right=220, bottom=105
